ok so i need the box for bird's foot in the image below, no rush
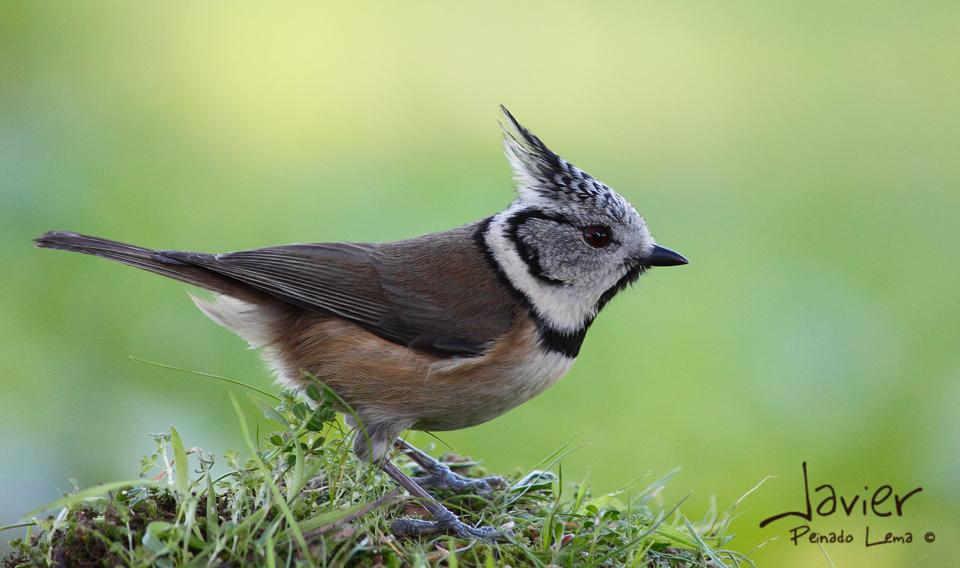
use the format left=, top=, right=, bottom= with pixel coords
left=383, top=443, right=508, bottom=541
left=395, top=439, right=504, bottom=493
left=412, top=461, right=504, bottom=493
left=390, top=516, right=508, bottom=540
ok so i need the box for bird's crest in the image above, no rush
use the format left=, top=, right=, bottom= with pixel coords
left=500, top=105, right=629, bottom=222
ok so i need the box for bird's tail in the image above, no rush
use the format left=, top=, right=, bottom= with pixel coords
left=34, top=231, right=259, bottom=299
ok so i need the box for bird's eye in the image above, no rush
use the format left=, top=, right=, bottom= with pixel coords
left=583, top=226, right=610, bottom=247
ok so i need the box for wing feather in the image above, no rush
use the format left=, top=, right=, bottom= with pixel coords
left=158, top=221, right=523, bottom=357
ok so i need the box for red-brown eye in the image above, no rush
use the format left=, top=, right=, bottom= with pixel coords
left=583, top=226, right=610, bottom=247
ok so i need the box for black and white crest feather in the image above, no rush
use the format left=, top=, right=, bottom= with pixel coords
left=500, top=106, right=629, bottom=222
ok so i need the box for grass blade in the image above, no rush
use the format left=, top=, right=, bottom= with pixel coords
left=171, top=426, right=189, bottom=495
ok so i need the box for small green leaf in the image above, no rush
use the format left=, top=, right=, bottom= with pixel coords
left=248, top=394, right=289, bottom=428
left=573, top=468, right=591, bottom=513
left=446, top=538, right=458, bottom=568
left=484, top=549, right=496, bottom=568
left=171, top=426, right=189, bottom=495
left=292, top=402, right=309, bottom=420
left=205, top=470, right=219, bottom=541
left=305, top=384, right=323, bottom=402
left=511, top=470, right=557, bottom=491
left=583, top=492, right=626, bottom=513
left=305, top=415, right=327, bottom=432
left=143, top=521, right=174, bottom=555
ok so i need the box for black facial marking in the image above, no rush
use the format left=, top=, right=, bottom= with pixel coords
left=473, top=216, right=532, bottom=307
left=503, top=210, right=573, bottom=286
left=474, top=217, right=588, bottom=358
left=595, top=264, right=645, bottom=313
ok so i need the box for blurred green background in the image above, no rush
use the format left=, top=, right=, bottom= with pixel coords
left=2, top=2, right=958, bottom=565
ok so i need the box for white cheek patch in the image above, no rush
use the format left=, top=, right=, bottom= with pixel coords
left=486, top=208, right=602, bottom=333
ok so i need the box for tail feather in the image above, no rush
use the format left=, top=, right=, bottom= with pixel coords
left=34, top=231, right=266, bottom=301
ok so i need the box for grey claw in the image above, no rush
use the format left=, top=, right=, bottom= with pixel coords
left=412, top=463, right=505, bottom=493
left=390, top=517, right=508, bottom=541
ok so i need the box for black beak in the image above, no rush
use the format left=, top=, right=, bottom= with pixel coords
left=644, top=244, right=689, bottom=267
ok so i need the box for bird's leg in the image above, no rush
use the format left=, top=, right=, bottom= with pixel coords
left=380, top=459, right=503, bottom=539
left=394, top=438, right=504, bottom=493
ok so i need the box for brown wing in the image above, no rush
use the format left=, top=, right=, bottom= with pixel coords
left=156, top=219, right=524, bottom=357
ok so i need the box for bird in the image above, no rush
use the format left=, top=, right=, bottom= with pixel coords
left=34, top=106, right=688, bottom=538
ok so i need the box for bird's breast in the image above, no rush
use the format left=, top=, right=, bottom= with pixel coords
left=411, top=317, right=576, bottom=431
